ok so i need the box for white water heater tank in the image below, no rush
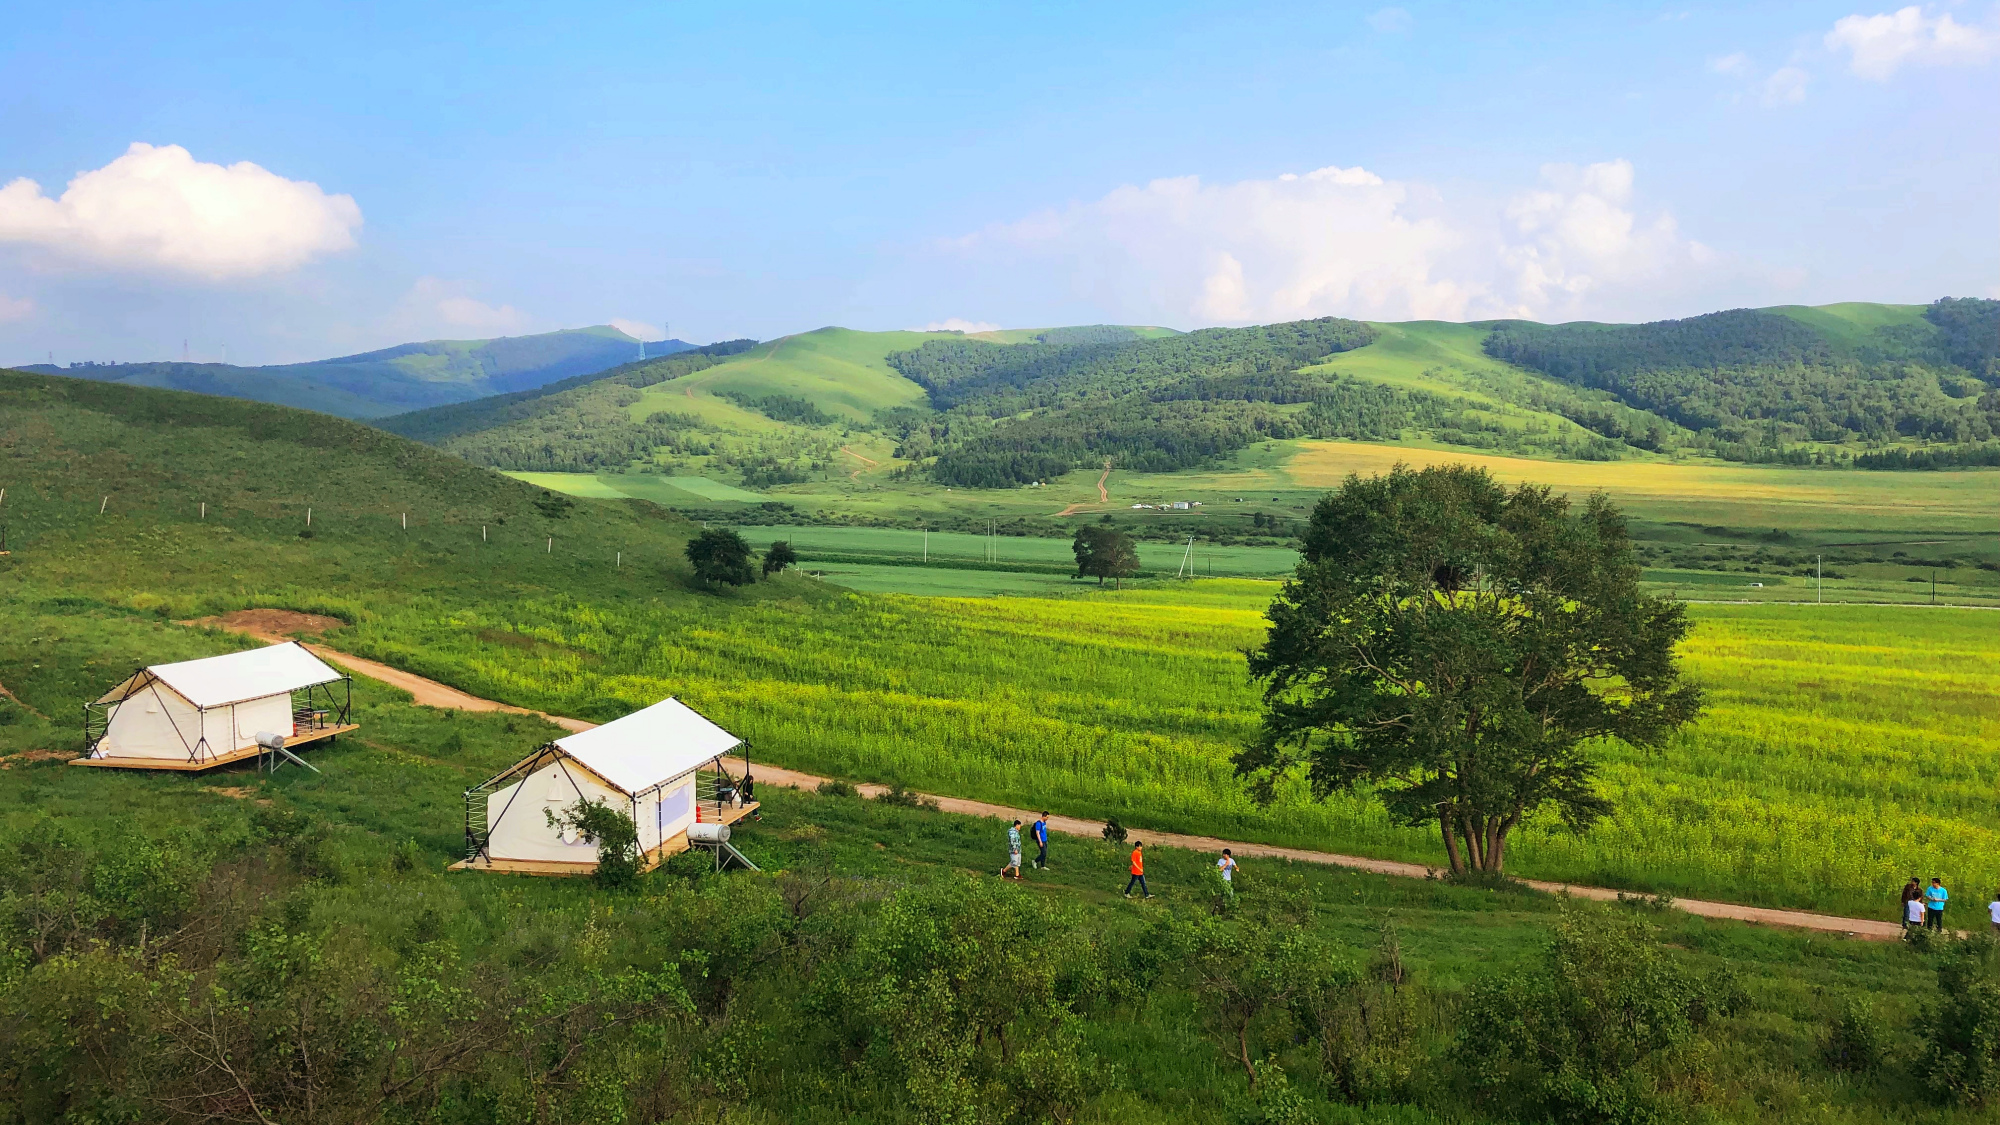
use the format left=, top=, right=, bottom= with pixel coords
left=688, top=822, right=731, bottom=844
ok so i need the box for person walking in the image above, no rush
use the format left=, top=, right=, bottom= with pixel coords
left=1988, top=890, right=2000, bottom=935
left=1216, top=848, right=1237, bottom=896
left=999, top=819, right=1024, bottom=881
left=1925, top=877, right=1949, bottom=931
left=1901, top=875, right=1923, bottom=928
left=1032, top=812, right=1050, bottom=870
left=1906, top=893, right=1927, bottom=931
left=1124, top=841, right=1150, bottom=898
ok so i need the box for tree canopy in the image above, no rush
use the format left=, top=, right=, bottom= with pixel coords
left=1072, top=526, right=1140, bottom=588
left=763, top=539, right=798, bottom=576
left=686, top=528, right=757, bottom=587
left=1236, top=465, right=1703, bottom=876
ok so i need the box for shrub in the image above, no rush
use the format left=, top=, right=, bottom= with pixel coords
left=1823, top=997, right=1887, bottom=1073
left=1101, top=817, right=1128, bottom=844
left=545, top=799, right=642, bottom=891
left=1456, top=906, right=1741, bottom=1124
left=1917, top=938, right=2000, bottom=1103
left=816, top=779, right=858, bottom=798
left=874, top=784, right=938, bottom=811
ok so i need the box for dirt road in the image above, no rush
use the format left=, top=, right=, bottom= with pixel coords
left=193, top=611, right=1902, bottom=940
left=1095, top=461, right=1110, bottom=503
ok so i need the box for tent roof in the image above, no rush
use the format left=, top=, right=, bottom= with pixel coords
left=99, top=642, right=344, bottom=708
left=551, top=697, right=741, bottom=795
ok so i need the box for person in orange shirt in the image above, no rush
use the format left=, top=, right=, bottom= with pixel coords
left=1123, top=841, right=1150, bottom=898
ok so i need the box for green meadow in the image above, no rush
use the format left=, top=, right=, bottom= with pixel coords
left=7, top=369, right=2000, bottom=1120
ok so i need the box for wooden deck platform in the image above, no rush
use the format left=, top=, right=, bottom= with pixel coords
left=68, top=724, right=359, bottom=771
left=449, top=802, right=759, bottom=877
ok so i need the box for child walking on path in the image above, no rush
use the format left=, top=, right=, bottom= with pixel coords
left=1124, top=841, right=1150, bottom=898
left=998, top=819, right=1024, bottom=881
left=1033, top=813, right=1050, bottom=870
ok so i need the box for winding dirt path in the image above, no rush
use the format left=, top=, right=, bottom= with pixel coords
left=192, top=611, right=1903, bottom=940
left=1095, top=460, right=1110, bottom=503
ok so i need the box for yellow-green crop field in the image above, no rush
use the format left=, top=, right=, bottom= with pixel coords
left=343, top=578, right=1999, bottom=918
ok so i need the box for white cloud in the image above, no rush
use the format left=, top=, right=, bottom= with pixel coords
left=1710, top=52, right=1752, bottom=74
left=0, top=143, right=361, bottom=280
left=1367, top=7, right=1413, bottom=33
left=0, top=294, right=33, bottom=323
left=1760, top=65, right=1811, bottom=104
left=391, top=277, right=530, bottom=339
left=609, top=317, right=664, bottom=340
left=915, top=317, right=1002, bottom=332
left=941, top=159, right=1710, bottom=325
left=1826, top=6, right=2000, bottom=79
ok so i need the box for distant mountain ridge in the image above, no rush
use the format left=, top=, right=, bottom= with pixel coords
left=18, top=326, right=695, bottom=420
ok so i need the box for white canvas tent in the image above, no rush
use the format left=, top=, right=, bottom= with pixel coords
left=458, top=696, right=755, bottom=874
left=77, top=642, right=354, bottom=770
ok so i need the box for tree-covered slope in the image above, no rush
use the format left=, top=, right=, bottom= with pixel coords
left=22, top=327, right=695, bottom=420
left=1483, top=299, right=2000, bottom=449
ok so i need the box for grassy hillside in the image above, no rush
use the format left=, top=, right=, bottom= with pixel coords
left=7, top=368, right=2000, bottom=1122
left=25, top=326, right=693, bottom=420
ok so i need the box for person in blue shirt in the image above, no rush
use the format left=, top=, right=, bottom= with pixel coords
left=1926, top=877, right=1950, bottom=931
left=1032, top=812, right=1050, bottom=870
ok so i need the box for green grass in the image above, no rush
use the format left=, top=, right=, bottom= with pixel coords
left=647, top=326, right=947, bottom=423
left=0, top=600, right=1971, bottom=1123
left=6, top=368, right=1999, bottom=919
left=1768, top=301, right=1931, bottom=341
left=730, top=524, right=1298, bottom=577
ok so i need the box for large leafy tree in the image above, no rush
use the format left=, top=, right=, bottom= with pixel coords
left=685, top=528, right=756, bottom=587
left=1072, top=526, right=1140, bottom=588
left=1236, top=465, right=1702, bottom=876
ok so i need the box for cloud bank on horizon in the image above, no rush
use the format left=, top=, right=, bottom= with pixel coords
left=938, top=159, right=1708, bottom=327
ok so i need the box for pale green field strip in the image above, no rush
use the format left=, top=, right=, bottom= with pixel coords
left=504, top=471, right=769, bottom=504
left=728, top=524, right=1299, bottom=576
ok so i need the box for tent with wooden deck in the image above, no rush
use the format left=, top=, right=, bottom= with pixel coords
left=454, top=696, right=758, bottom=876
left=75, top=641, right=354, bottom=770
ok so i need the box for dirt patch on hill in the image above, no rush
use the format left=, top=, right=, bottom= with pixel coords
left=0, top=749, right=69, bottom=769
left=187, top=609, right=346, bottom=644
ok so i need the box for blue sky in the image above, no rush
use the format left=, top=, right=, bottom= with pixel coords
left=1, top=1, right=1993, bottom=364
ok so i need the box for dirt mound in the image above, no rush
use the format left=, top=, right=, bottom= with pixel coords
left=188, top=608, right=346, bottom=643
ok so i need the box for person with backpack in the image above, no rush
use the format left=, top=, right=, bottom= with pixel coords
left=1123, top=841, right=1150, bottom=898
left=1032, top=812, right=1050, bottom=870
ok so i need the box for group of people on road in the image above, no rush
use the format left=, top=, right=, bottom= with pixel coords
left=1898, top=876, right=2000, bottom=933
left=999, top=815, right=1238, bottom=898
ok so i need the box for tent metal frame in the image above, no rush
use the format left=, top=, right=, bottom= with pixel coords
left=462, top=740, right=753, bottom=865
left=82, top=669, right=353, bottom=765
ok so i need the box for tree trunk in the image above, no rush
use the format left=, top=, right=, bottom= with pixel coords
left=1238, top=1018, right=1257, bottom=1088
left=1438, top=811, right=1465, bottom=875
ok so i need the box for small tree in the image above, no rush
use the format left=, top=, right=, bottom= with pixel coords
left=1917, top=937, right=2000, bottom=1103
left=546, top=799, right=642, bottom=890
left=1238, top=465, right=1702, bottom=877
left=1072, top=526, right=1139, bottom=589
left=763, top=539, right=798, bottom=576
left=686, top=528, right=756, bottom=587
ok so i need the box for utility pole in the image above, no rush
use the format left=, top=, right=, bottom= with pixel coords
left=1816, top=555, right=1822, bottom=604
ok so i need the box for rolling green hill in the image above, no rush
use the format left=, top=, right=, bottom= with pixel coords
left=23, top=326, right=694, bottom=420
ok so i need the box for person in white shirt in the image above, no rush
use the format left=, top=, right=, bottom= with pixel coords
left=1907, top=896, right=1926, bottom=929
left=1988, top=892, right=2000, bottom=934
left=1217, top=848, right=1237, bottom=894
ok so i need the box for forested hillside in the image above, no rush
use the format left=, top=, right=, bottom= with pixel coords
left=22, top=327, right=693, bottom=419
left=1484, top=299, right=2000, bottom=453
